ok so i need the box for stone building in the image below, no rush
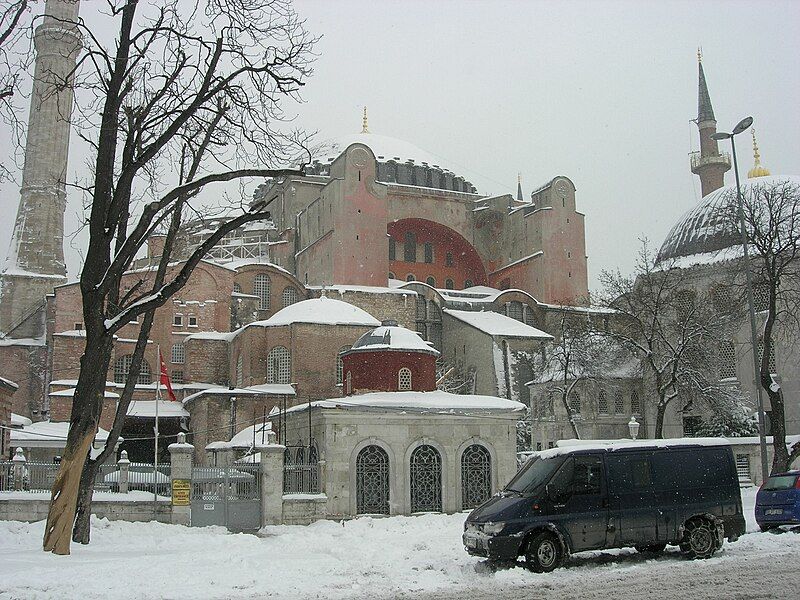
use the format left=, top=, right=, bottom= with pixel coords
left=0, top=377, right=17, bottom=458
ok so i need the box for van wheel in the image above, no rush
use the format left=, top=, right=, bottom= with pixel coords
left=635, top=543, right=667, bottom=554
left=680, top=517, right=721, bottom=559
left=524, top=532, right=563, bottom=573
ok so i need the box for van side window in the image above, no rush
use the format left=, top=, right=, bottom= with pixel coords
left=630, top=458, right=652, bottom=488
left=573, top=455, right=603, bottom=495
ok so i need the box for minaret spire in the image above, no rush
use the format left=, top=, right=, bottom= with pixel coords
left=0, top=0, right=81, bottom=338
left=690, top=51, right=730, bottom=197
left=516, top=173, right=523, bottom=202
left=747, top=128, right=771, bottom=179
left=361, top=106, right=369, bottom=134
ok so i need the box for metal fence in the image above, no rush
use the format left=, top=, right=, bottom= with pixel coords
left=0, top=461, right=13, bottom=491
left=283, top=447, right=319, bottom=494
left=123, top=462, right=172, bottom=496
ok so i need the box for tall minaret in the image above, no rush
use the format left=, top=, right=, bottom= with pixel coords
left=516, top=173, right=523, bottom=202
left=0, top=0, right=81, bottom=338
left=690, top=50, right=731, bottom=197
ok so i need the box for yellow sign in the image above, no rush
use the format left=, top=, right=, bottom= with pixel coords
left=172, top=479, right=191, bottom=506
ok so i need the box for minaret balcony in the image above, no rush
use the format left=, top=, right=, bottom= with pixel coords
left=690, top=150, right=731, bottom=172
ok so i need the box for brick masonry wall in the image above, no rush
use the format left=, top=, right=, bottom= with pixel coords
left=185, top=338, right=230, bottom=385
left=0, top=343, right=47, bottom=419
left=343, top=350, right=436, bottom=393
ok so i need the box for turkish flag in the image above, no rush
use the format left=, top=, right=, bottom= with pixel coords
left=158, top=350, right=177, bottom=402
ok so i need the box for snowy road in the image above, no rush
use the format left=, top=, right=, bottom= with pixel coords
left=0, top=488, right=797, bottom=600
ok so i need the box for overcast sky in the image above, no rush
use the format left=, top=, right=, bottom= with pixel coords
left=1, top=0, right=798, bottom=292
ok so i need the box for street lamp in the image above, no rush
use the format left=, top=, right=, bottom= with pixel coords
left=628, top=416, right=640, bottom=440
left=711, top=116, right=770, bottom=481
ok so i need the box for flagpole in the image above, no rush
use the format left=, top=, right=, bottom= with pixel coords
left=154, top=346, right=160, bottom=506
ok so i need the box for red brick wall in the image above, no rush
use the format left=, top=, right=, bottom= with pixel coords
left=342, top=349, right=436, bottom=394
left=0, top=343, right=47, bottom=419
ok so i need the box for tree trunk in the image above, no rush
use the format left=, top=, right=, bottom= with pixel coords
left=654, top=402, right=666, bottom=439
left=72, top=457, right=99, bottom=544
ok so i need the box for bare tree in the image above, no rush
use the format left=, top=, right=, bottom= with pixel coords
left=0, top=0, right=30, bottom=179
left=41, top=0, right=315, bottom=555
left=435, top=358, right=476, bottom=395
left=725, top=178, right=800, bottom=472
left=598, top=239, right=742, bottom=438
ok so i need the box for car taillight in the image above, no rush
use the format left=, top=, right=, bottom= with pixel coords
left=795, top=477, right=800, bottom=490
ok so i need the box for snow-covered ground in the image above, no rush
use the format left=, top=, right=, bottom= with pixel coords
left=0, top=488, right=797, bottom=600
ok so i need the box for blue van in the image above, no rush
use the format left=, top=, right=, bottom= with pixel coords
left=755, top=470, right=800, bottom=531
left=463, top=441, right=746, bottom=571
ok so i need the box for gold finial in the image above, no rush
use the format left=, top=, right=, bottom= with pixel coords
left=361, top=106, right=369, bottom=134
left=747, top=128, right=771, bottom=179
left=697, top=47, right=702, bottom=62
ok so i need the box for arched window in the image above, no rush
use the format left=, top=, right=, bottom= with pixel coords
left=113, top=355, right=151, bottom=385
left=614, top=390, right=624, bottom=414
left=507, top=301, right=524, bottom=322
left=464, top=279, right=473, bottom=289
left=267, top=346, right=291, bottom=384
left=253, top=274, right=271, bottom=310
left=710, top=284, right=731, bottom=313
left=426, top=276, right=436, bottom=287
left=406, top=273, right=415, bottom=282
left=171, top=343, right=185, bottom=365
left=523, top=305, right=535, bottom=326
left=718, top=341, right=736, bottom=379
left=569, top=391, right=581, bottom=416
left=398, top=367, right=412, bottom=391
left=461, top=444, right=491, bottom=510
left=673, top=289, right=696, bottom=317
left=388, top=271, right=396, bottom=280
left=282, top=286, right=299, bottom=308
left=356, top=445, right=390, bottom=515
left=598, top=390, right=608, bottom=414
left=404, top=231, right=417, bottom=262
left=445, top=279, right=454, bottom=290
left=757, top=340, right=777, bottom=374
left=410, top=444, right=442, bottom=512
left=233, top=282, right=242, bottom=294
left=630, top=391, right=641, bottom=415
left=388, top=238, right=396, bottom=261
left=424, top=242, right=433, bottom=264
left=754, top=284, right=769, bottom=312
left=336, top=345, right=351, bottom=385
left=236, top=354, right=244, bottom=387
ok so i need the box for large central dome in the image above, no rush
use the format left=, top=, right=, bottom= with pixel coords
left=656, top=175, right=799, bottom=266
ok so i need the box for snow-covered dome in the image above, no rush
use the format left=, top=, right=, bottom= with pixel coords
left=348, top=322, right=439, bottom=356
left=656, top=175, right=800, bottom=266
left=262, top=297, right=381, bottom=327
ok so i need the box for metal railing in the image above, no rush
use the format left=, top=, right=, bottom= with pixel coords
left=0, top=461, right=171, bottom=495
left=283, top=460, right=319, bottom=494
left=123, top=462, right=172, bottom=496
left=689, top=150, right=731, bottom=171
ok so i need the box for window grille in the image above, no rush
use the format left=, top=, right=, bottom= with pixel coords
left=508, top=301, right=523, bottom=322
left=427, top=300, right=441, bottom=322
left=718, top=340, right=736, bottom=379
left=673, top=289, right=696, bottom=317
left=445, top=279, right=454, bottom=289
left=398, top=367, right=412, bottom=391
left=113, top=355, right=151, bottom=385
left=614, top=390, right=624, bottom=414
left=404, top=231, right=416, bottom=262
left=282, top=286, right=298, bottom=308
left=710, top=285, right=731, bottom=313
left=233, top=282, right=242, bottom=294
left=569, top=391, right=581, bottom=415
left=171, top=343, right=185, bottom=364
left=754, top=284, right=769, bottom=312
left=410, top=445, right=442, bottom=512
left=267, top=346, right=291, bottom=384
left=355, top=445, right=390, bottom=514
left=523, top=305, right=535, bottom=326
left=254, top=274, right=271, bottom=310
left=388, top=238, right=396, bottom=261
left=415, top=297, right=427, bottom=319
left=598, top=390, right=609, bottom=414
left=446, top=252, right=453, bottom=267
left=424, top=242, right=433, bottom=264
left=406, top=274, right=415, bottom=282
left=336, top=346, right=350, bottom=385
left=631, top=391, right=641, bottom=414
left=461, top=444, right=491, bottom=510
left=171, top=370, right=183, bottom=384
left=757, top=340, right=777, bottom=374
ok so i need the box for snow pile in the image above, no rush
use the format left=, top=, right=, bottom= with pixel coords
left=247, top=297, right=380, bottom=328
left=0, top=488, right=796, bottom=600
left=11, top=421, right=111, bottom=446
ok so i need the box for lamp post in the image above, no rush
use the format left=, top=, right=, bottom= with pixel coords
left=628, top=416, right=640, bottom=440
left=711, top=116, right=769, bottom=481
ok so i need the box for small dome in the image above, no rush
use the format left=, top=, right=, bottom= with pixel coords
left=748, top=164, right=771, bottom=179
left=348, top=324, right=439, bottom=356
left=264, top=297, right=381, bottom=327
left=657, top=175, right=800, bottom=265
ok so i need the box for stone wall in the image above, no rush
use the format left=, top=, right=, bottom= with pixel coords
left=0, top=496, right=171, bottom=523
left=282, top=494, right=328, bottom=525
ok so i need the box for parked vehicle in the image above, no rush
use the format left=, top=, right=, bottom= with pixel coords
left=755, top=470, right=800, bottom=531
left=463, top=440, right=746, bottom=571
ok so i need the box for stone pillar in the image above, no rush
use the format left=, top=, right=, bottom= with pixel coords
left=117, top=450, right=130, bottom=494
left=259, top=442, right=285, bottom=527
left=12, top=447, right=26, bottom=491
left=168, top=432, right=194, bottom=526
left=317, top=458, right=326, bottom=495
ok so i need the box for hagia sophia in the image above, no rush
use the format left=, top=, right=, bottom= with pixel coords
left=0, top=19, right=797, bottom=485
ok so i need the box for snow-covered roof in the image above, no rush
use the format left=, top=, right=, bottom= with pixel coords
left=444, top=309, right=552, bottom=339
left=10, top=413, right=31, bottom=427
left=11, top=421, right=112, bottom=447
left=347, top=325, right=439, bottom=355
left=307, top=284, right=418, bottom=297
left=532, top=437, right=732, bottom=459
left=185, top=330, right=237, bottom=342
left=126, top=400, right=189, bottom=418
left=285, top=390, right=525, bottom=416
left=226, top=422, right=274, bottom=449
left=246, top=297, right=380, bottom=329
left=0, top=336, right=46, bottom=347
left=48, top=388, right=120, bottom=399
left=182, top=384, right=295, bottom=406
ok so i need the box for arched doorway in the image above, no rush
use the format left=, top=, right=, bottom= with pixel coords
left=410, top=444, right=442, bottom=512
left=461, top=444, right=491, bottom=510
left=356, top=445, right=390, bottom=515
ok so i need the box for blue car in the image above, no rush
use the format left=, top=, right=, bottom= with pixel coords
left=755, top=470, right=800, bottom=531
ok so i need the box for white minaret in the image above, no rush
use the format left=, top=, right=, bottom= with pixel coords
left=0, top=0, right=81, bottom=338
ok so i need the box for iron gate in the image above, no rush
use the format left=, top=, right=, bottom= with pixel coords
left=191, top=464, right=261, bottom=531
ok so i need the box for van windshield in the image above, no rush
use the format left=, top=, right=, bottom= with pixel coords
left=505, top=456, right=561, bottom=494
left=763, top=475, right=798, bottom=490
